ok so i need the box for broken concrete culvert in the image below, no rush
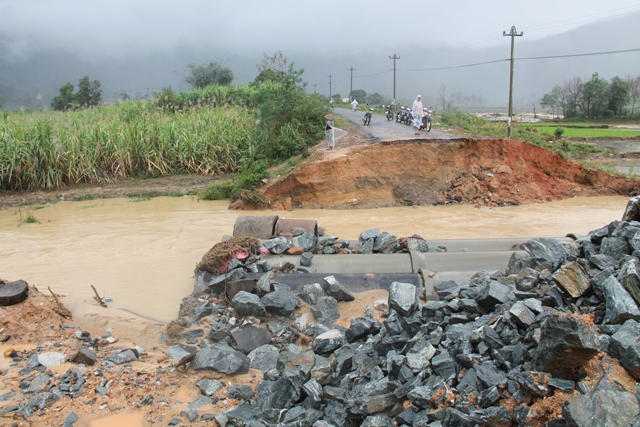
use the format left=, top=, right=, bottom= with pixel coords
left=162, top=200, right=640, bottom=426
left=6, top=200, right=640, bottom=426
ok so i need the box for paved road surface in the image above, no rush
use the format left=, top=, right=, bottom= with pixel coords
left=333, top=107, right=463, bottom=142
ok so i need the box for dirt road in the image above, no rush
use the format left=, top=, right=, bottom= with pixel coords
left=333, top=107, right=462, bottom=142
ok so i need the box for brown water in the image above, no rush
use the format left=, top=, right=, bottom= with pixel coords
left=580, top=139, right=640, bottom=175
left=0, top=195, right=629, bottom=323
left=89, top=412, right=144, bottom=427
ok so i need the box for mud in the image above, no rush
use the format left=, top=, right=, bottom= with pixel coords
left=260, top=138, right=640, bottom=209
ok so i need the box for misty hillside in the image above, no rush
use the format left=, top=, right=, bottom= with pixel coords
left=1, top=12, right=638, bottom=111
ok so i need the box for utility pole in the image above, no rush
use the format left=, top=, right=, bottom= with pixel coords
left=503, top=26, right=523, bottom=138
left=348, top=67, right=356, bottom=102
left=389, top=54, right=400, bottom=117
left=328, top=74, right=332, bottom=102
left=314, top=84, right=316, bottom=94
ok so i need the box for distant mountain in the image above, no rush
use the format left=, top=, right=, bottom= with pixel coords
left=1, top=13, right=638, bottom=111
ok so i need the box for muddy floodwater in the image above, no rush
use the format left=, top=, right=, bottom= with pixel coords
left=582, top=138, right=640, bottom=175
left=0, top=196, right=630, bottom=323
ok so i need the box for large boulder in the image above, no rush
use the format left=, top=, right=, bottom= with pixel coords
left=191, top=344, right=249, bottom=375
left=388, top=281, right=419, bottom=316
left=563, top=373, right=640, bottom=427
left=231, top=325, right=272, bottom=354
left=261, top=289, right=300, bottom=317
left=533, top=313, right=599, bottom=378
left=231, top=291, right=266, bottom=317
left=608, top=319, right=640, bottom=380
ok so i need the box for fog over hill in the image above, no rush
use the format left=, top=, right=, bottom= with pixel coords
left=1, top=1, right=639, bottom=111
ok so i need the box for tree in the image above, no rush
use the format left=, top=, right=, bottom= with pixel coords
left=257, top=50, right=291, bottom=75
left=366, top=92, right=384, bottom=105
left=580, top=73, right=607, bottom=118
left=606, top=76, right=630, bottom=117
left=551, top=84, right=568, bottom=117
left=184, top=61, right=234, bottom=88
left=351, top=89, right=367, bottom=104
left=254, top=51, right=305, bottom=89
left=51, top=82, right=76, bottom=111
left=76, top=76, right=102, bottom=107
left=564, top=77, right=582, bottom=118
left=540, top=92, right=559, bottom=118
left=627, top=75, right=640, bottom=115
left=438, top=84, right=446, bottom=112
left=0, top=97, right=3, bottom=109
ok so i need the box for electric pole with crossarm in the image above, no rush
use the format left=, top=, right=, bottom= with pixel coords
left=389, top=54, right=400, bottom=118
left=348, top=67, right=356, bottom=102
left=503, top=26, right=523, bottom=138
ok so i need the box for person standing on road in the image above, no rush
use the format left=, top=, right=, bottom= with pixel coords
left=325, top=114, right=335, bottom=150
left=351, top=99, right=358, bottom=111
left=412, top=95, right=424, bottom=135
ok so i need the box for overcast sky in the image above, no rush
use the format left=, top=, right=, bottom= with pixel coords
left=2, top=0, right=640, bottom=106
left=3, top=0, right=639, bottom=57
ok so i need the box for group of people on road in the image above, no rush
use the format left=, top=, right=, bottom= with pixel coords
left=325, top=94, right=425, bottom=150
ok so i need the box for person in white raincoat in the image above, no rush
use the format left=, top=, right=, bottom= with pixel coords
left=412, top=95, right=424, bottom=135
left=325, top=114, right=335, bottom=150
left=351, top=99, right=358, bottom=111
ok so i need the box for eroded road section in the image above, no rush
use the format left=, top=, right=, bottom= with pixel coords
left=333, top=107, right=462, bottom=142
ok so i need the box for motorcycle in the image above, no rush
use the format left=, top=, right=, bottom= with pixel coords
left=400, top=107, right=410, bottom=124
left=420, top=108, right=432, bottom=132
left=384, top=105, right=393, bottom=121
left=363, top=108, right=373, bottom=126
left=406, top=109, right=414, bottom=126
left=396, top=106, right=404, bottom=123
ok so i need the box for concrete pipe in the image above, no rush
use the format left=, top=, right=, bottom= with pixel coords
left=233, top=215, right=279, bottom=238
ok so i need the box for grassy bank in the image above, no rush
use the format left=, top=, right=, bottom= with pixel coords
left=438, top=111, right=614, bottom=160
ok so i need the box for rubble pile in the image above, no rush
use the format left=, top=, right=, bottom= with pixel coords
left=159, top=208, right=640, bottom=426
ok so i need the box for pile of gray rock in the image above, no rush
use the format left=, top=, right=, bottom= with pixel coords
left=167, top=201, right=640, bottom=426
left=0, top=324, right=149, bottom=424
left=258, top=227, right=444, bottom=256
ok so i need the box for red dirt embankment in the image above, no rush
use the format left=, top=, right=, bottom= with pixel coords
left=260, top=138, right=640, bottom=209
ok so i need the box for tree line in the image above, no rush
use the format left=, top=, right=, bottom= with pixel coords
left=51, top=76, right=102, bottom=111
left=540, top=73, right=640, bottom=119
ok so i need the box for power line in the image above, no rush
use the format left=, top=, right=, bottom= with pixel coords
left=398, top=59, right=506, bottom=72
left=396, top=47, right=640, bottom=73
left=420, top=5, right=640, bottom=55
left=516, top=47, right=640, bottom=61
left=354, top=70, right=393, bottom=78
left=522, top=6, right=640, bottom=33
left=308, top=46, right=640, bottom=91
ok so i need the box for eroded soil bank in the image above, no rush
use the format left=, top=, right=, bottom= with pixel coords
left=259, top=138, right=640, bottom=209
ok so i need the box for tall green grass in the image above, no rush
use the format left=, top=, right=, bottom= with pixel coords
left=0, top=103, right=257, bottom=190
left=1, top=81, right=329, bottom=192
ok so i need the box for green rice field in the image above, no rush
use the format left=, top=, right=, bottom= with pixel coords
left=524, top=123, right=640, bottom=139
